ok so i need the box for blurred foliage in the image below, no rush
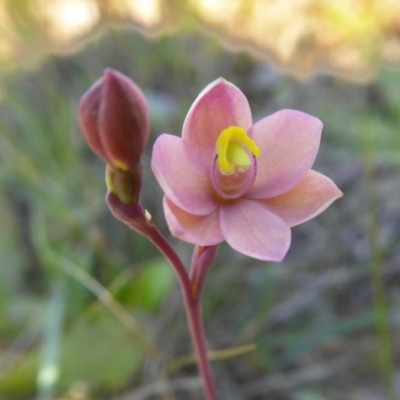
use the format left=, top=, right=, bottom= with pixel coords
left=0, top=16, right=399, bottom=400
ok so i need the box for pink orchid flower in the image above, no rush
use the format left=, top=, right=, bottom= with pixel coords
left=151, top=78, right=343, bottom=261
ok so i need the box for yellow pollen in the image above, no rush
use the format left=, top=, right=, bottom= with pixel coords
left=215, top=126, right=261, bottom=174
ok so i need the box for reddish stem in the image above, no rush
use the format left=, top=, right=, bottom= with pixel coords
left=183, top=293, right=217, bottom=400
left=147, top=235, right=218, bottom=399
left=148, top=236, right=218, bottom=399
left=190, top=245, right=218, bottom=298
left=106, top=193, right=218, bottom=399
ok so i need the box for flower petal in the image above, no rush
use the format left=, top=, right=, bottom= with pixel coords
left=152, top=134, right=217, bottom=215
left=248, top=110, right=322, bottom=198
left=261, top=170, right=343, bottom=227
left=163, top=197, right=224, bottom=246
left=182, top=78, right=253, bottom=168
left=220, top=199, right=291, bottom=261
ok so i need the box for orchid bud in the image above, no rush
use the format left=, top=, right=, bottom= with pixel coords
left=78, top=68, right=150, bottom=171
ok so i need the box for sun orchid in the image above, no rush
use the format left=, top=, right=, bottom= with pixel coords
left=79, top=72, right=345, bottom=400
left=151, top=78, right=343, bottom=261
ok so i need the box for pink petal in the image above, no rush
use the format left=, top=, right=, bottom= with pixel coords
left=220, top=199, right=291, bottom=261
left=152, top=134, right=218, bottom=215
left=261, top=170, right=343, bottom=227
left=163, top=197, right=224, bottom=246
left=247, top=110, right=322, bottom=198
left=182, top=78, right=253, bottom=168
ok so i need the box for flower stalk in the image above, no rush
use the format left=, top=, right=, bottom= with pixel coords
left=183, top=289, right=217, bottom=400
left=107, top=193, right=218, bottom=399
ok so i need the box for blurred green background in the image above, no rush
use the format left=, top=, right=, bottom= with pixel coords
left=0, top=1, right=399, bottom=399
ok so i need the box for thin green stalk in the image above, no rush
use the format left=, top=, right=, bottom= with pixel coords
left=36, top=280, right=66, bottom=400
left=357, top=114, right=395, bottom=400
